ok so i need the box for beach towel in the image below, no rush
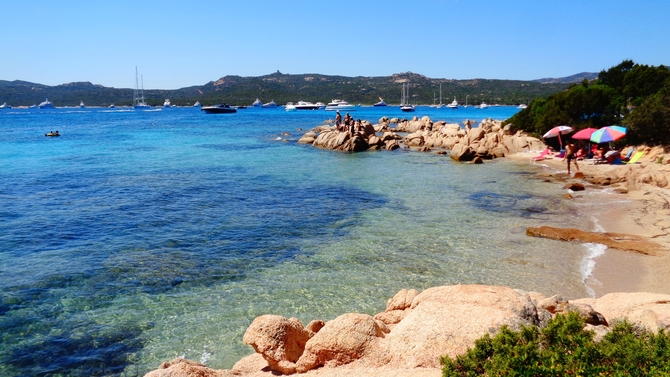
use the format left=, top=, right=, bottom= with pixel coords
left=627, top=151, right=645, bottom=164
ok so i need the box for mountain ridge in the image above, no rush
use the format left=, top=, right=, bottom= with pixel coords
left=0, top=72, right=592, bottom=107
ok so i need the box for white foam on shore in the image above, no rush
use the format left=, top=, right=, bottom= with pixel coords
left=581, top=242, right=607, bottom=298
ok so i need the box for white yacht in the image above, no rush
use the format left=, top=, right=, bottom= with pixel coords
left=163, top=99, right=171, bottom=107
left=478, top=102, right=489, bottom=109
left=285, top=102, right=296, bottom=111
left=373, top=97, right=387, bottom=107
left=38, top=98, right=54, bottom=109
left=193, top=101, right=201, bottom=107
left=0, top=102, right=11, bottom=109
left=447, top=97, right=458, bottom=109
left=294, top=101, right=321, bottom=110
left=262, top=100, right=278, bottom=108
left=252, top=98, right=262, bottom=107
left=79, top=101, right=85, bottom=108
left=518, top=103, right=527, bottom=109
left=325, top=99, right=355, bottom=111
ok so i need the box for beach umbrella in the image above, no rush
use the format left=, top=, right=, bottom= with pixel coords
left=543, top=125, right=573, bottom=148
left=590, top=126, right=627, bottom=144
left=572, top=128, right=598, bottom=140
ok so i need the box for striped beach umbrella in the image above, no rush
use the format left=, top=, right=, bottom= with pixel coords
left=590, top=126, right=627, bottom=144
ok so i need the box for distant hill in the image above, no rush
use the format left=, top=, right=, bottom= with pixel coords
left=0, top=72, right=573, bottom=107
left=532, top=72, right=598, bottom=84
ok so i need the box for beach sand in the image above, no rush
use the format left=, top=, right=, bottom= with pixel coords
left=506, top=151, right=670, bottom=297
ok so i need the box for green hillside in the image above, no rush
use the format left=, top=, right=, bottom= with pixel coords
left=0, top=72, right=570, bottom=107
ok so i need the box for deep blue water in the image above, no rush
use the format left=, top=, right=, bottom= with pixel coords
left=0, top=105, right=593, bottom=376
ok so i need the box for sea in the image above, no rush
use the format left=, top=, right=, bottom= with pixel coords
left=0, top=105, right=608, bottom=376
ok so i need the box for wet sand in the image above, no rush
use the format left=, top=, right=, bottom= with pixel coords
left=506, top=151, right=670, bottom=297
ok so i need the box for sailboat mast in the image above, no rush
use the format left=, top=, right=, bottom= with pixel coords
left=439, top=83, right=442, bottom=106
left=134, top=66, right=139, bottom=106
left=141, top=75, right=145, bottom=103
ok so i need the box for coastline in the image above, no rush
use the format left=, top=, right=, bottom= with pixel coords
left=505, top=151, right=670, bottom=297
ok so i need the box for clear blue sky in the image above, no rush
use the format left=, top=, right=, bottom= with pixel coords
left=2, top=0, right=669, bottom=89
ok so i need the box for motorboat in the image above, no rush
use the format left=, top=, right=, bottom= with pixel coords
left=108, top=104, right=115, bottom=108
left=29, top=104, right=38, bottom=109
left=193, top=101, right=201, bottom=107
left=285, top=102, right=296, bottom=111
left=79, top=101, right=85, bottom=108
left=400, top=83, right=415, bottom=112
left=294, top=101, right=321, bottom=110
left=252, top=98, right=262, bottom=107
left=38, top=98, right=54, bottom=109
left=262, top=100, right=278, bottom=108
left=0, top=102, right=11, bottom=109
left=201, top=103, right=237, bottom=114
left=447, top=97, right=458, bottom=109
left=518, top=104, right=527, bottom=109
left=163, top=99, right=171, bottom=107
left=315, top=102, right=326, bottom=109
left=373, top=97, right=387, bottom=107
left=478, top=102, right=489, bottom=109
left=325, top=99, right=355, bottom=111
left=133, top=67, right=151, bottom=109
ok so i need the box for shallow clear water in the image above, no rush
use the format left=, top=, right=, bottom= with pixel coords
left=1, top=105, right=592, bottom=376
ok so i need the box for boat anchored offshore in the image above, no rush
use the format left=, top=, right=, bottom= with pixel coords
left=373, top=97, right=387, bottom=107
left=262, top=100, right=278, bottom=108
left=400, top=83, right=415, bottom=112
left=447, top=97, right=458, bottom=109
left=0, top=102, right=11, bottom=109
left=201, top=102, right=237, bottom=114
left=294, top=101, right=321, bottom=110
left=163, top=99, right=171, bottom=107
left=38, top=98, right=54, bottom=109
left=325, top=99, right=355, bottom=111
left=133, top=67, right=150, bottom=109
left=79, top=101, right=85, bottom=108
left=193, top=101, right=201, bottom=107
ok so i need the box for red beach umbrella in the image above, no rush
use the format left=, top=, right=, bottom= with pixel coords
left=572, top=128, right=598, bottom=140
left=542, top=125, right=573, bottom=148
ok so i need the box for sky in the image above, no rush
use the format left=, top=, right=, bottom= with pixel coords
left=2, top=0, right=669, bottom=89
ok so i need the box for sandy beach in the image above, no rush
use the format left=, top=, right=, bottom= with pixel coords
left=506, top=149, right=670, bottom=297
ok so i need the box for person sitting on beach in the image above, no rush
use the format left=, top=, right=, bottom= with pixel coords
left=575, top=147, right=586, bottom=160
left=563, top=141, right=580, bottom=175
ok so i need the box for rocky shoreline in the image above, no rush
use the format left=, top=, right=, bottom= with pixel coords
left=144, top=117, right=670, bottom=376
left=145, top=285, right=670, bottom=377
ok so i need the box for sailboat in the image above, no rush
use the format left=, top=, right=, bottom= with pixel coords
left=133, top=67, right=150, bottom=109
left=430, top=83, right=444, bottom=108
left=400, top=82, right=415, bottom=112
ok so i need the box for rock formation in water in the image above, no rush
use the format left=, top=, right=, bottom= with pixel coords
left=143, top=284, right=670, bottom=377
left=299, top=116, right=546, bottom=161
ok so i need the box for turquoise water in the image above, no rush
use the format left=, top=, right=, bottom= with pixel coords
left=1, top=106, right=592, bottom=376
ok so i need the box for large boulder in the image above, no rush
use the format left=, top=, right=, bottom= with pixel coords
left=296, top=313, right=388, bottom=373
left=243, top=315, right=312, bottom=374
left=450, top=143, right=476, bottom=161
left=572, top=292, right=670, bottom=333
left=377, top=285, right=541, bottom=367
left=144, top=358, right=224, bottom=377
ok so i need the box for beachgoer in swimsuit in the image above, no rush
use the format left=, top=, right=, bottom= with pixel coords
left=335, top=111, right=342, bottom=131
left=564, top=142, right=580, bottom=175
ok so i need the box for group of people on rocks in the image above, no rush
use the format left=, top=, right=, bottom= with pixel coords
left=335, top=110, right=363, bottom=134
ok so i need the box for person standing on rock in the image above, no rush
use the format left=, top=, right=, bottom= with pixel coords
left=564, top=140, right=580, bottom=175
left=335, top=111, right=342, bottom=131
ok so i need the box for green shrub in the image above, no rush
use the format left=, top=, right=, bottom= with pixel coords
left=441, top=312, right=670, bottom=376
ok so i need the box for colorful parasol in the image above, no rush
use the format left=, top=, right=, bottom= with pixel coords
left=590, top=126, right=627, bottom=144
left=572, top=128, right=598, bottom=140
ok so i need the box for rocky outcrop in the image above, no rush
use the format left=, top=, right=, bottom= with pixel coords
left=300, top=116, right=544, bottom=159
left=144, top=284, right=670, bottom=377
left=526, top=226, right=664, bottom=255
